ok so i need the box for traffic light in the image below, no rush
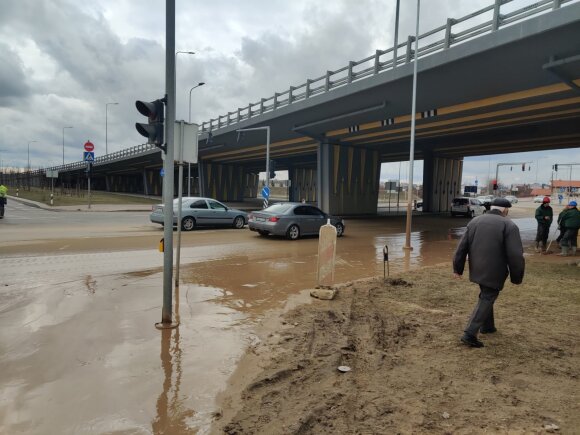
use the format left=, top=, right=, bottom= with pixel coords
left=135, top=98, right=165, bottom=152
left=269, top=159, right=276, bottom=179
left=492, top=179, right=498, bottom=190
left=522, top=163, right=526, bottom=171
left=554, top=164, right=558, bottom=172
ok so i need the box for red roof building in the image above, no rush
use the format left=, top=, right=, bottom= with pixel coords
left=552, top=180, right=580, bottom=188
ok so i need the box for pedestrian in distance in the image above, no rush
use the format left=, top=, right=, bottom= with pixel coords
left=534, top=196, right=553, bottom=253
left=558, top=201, right=580, bottom=257
left=0, top=183, right=7, bottom=219
left=453, top=197, right=525, bottom=348
left=558, top=193, right=563, bottom=205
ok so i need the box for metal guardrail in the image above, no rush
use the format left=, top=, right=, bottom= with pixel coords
left=25, top=0, right=576, bottom=176
left=199, top=0, right=576, bottom=132
left=21, top=143, right=158, bottom=176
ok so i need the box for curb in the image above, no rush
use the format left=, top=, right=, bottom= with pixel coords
left=7, top=195, right=152, bottom=212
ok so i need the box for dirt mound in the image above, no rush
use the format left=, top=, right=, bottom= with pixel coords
left=214, top=260, right=580, bottom=434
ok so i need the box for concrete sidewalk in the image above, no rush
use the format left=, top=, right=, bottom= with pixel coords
left=8, top=195, right=154, bottom=212
left=7, top=195, right=270, bottom=213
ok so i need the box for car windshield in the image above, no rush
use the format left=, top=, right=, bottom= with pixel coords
left=263, top=203, right=293, bottom=214
left=453, top=198, right=469, bottom=205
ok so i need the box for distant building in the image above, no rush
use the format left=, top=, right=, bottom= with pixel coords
left=551, top=179, right=580, bottom=196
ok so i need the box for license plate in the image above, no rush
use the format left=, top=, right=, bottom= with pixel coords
left=256, top=217, right=266, bottom=222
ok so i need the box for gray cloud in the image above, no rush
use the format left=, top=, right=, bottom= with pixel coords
left=0, top=0, right=577, bottom=180
left=0, top=42, right=30, bottom=106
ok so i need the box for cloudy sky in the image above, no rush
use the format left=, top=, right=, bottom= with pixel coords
left=1, top=0, right=578, bottom=186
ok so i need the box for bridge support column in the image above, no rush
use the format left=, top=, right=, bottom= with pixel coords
left=311, top=141, right=380, bottom=215
left=290, top=167, right=317, bottom=203
left=202, top=162, right=248, bottom=201
left=143, top=170, right=149, bottom=196
left=422, top=154, right=463, bottom=212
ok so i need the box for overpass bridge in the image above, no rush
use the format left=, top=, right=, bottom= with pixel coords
left=6, top=0, right=580, bottom=214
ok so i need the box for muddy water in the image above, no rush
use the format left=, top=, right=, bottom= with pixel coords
left=0, top=213, right=541, bottom=434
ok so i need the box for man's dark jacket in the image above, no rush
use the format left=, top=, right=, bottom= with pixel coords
left=453, top=209, right=525, bottom=290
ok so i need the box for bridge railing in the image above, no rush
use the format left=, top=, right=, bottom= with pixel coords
left=34, top=143, right=158, bottom=175
left=200, top=0, right=576, bottom=133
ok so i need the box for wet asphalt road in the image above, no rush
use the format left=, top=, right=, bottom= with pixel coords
left=0, top=199, right=543, bottom=434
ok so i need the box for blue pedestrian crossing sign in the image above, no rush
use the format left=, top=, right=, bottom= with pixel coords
left=83, top=152, right=95, bottom=162
left=261, top=186, right=270, bottom=199
left=160, top=168, right=165, bottom=177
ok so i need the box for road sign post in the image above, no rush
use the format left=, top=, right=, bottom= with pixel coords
left=261, top=185, right=270, bottom=208
left=83, top=149, right=94, bottom=210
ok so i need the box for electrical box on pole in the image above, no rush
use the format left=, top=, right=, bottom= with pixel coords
left=174, top=121, right=198, bottom=164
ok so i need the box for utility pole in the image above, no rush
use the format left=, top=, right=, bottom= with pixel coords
left=157, top=0, right=177, bottom=329
left=494, top=161, right=532, bottom=196
left=553, top=163, right=580, bottom=200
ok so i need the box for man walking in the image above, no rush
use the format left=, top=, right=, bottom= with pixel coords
left=559, top=200, right=580, bottom=256
left=534, top=196, right=553, bottom=253
left=453, top=198, right=525, bottom=348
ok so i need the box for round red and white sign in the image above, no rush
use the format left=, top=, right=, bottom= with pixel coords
left=84, top=141, right=94, bottom=152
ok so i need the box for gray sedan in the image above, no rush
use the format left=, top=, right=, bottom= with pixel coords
left=248, top=202, right=345, bottom=240
left=150, top=197, right=248, bottom=231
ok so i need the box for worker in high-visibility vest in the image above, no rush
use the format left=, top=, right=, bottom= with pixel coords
left=0, top=184, right=7, bottom=218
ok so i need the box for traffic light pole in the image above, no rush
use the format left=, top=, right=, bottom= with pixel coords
left=494, top=162, right=532, bottom=196
left=553, top=163, right=580, bottom=200
left=159, top=0, right=177, bottom=328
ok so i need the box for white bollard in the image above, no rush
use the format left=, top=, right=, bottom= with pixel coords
left=317, top=219, right=337, bottom=287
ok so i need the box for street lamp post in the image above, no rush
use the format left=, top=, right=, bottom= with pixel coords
left=27, top=140, right=37, bottom=171
left=27, top=140, right=37, bottom=191
left=404, top=0, right=421, bottom=251
left=105, top=102, right=119, bottom=155
left=62, top=126, right=73, bottom=165
left=188, top=82, right=205, bottom=196
left=174, top=50, right=195, bottom=197
left=236, top=126, right=271, bottom=208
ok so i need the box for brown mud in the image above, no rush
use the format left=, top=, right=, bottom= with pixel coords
left=213, top=258, right=580, bottom=434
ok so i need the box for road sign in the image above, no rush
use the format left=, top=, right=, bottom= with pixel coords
left=83, top=152, right=94, bottom=162
left=84, top=141, right=94, bottom=152
left=261, top=186, right=270, bottom=199
left=160, top=168, right=165, bottom=177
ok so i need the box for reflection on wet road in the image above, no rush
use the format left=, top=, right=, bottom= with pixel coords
left=0, top=212, right=541, bottom=434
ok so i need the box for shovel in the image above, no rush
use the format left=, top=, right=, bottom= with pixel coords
left=542, top=226, right=560, bottom=255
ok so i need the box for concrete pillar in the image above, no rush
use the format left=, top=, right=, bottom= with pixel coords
left=203, top=162, right=247, bottom=201
left=296, top=141, right=380, bottom=215
left=422, top=154, right=463, bottom=212
left=143, top=170, right=149, bottom=196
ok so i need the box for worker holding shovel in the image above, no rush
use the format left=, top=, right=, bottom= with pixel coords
left=559, top=201, right=580, bottom=257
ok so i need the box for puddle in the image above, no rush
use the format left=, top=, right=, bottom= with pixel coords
left=0, top=214, right=544, bottom=434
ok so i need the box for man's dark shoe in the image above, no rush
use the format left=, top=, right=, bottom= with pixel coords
left=480, top=327, right=497, bottom=334
left=461, top=335, right=484, bottom=348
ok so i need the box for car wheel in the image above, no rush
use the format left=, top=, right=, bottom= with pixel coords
left=335, top=222, right=345, bottom=237
left=258, top=230, right=268, bottom=236
left=181, top=216, right=195, bottom=231
left=233, top=216, right=245, bottom=229
left=286, top=224, right=300, bottom=240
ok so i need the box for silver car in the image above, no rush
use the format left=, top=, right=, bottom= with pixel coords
left=150, top=197, right=247, bottom=231
left=248, top=202, right=345, bottom=240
